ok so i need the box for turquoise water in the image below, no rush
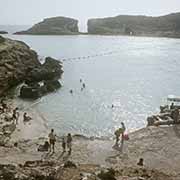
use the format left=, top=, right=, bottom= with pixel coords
left=4, top=34, right=180, bottom=137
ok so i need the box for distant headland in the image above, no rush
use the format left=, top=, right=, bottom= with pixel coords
left=14, top=16, right=79, bottom=35
left=88, top=12, right=180, bottom=38
left=14, top=12, right=180, bottom=38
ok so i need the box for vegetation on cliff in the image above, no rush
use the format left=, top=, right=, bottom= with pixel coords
left=15, top=17, right=79, bottom=35
left=88, top=12, right=180, bottom=38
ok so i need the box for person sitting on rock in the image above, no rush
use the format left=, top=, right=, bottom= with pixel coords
left=12, top=107, right=19, bottom=124
left=170, top=103, right=175, bottom=110
left=38, top=141, right=49, bottom=152
left=67, top=133, right=72, bottom=155
left=48, top=129, right=56, bottom=153
left=1, top=99, right=8, bottom=113
left=137, top=158, right=144, bottom=166
left=23, top=112, right=32, bottom=123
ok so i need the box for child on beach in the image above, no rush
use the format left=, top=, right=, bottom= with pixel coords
left=62, top=137, right=66, bottom=152
left=67, top=133, right=72, bottom=155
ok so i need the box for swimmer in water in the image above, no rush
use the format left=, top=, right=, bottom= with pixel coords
left=70, top=90, right=73, bottom=94
left=82, top=83, right=85, bottom=88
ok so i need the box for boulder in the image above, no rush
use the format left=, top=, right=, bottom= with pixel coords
left=20, top=85, right=41, bottom=99
left=20, top=80, right=61, bottom=99
left=63, top=161, right=77, bottom=168
left=25, top=57, right=63, bottom=83
left=0, top=35, right=5, bottom=43
left=98, top=168, right=116, bottom=180
left=44, top=80, right=61, bottom=92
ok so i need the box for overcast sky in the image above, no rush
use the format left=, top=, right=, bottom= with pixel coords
left=1, top=0, right=180, bottom=31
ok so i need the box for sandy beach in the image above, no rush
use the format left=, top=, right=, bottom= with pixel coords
left=0, top=97, right=180, bottom=179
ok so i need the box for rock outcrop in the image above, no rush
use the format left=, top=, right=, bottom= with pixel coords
left=0, top=36, right=63, bottom=98
left=0, top=161, right=173, bottom=180
left=0, top=35, right=40, bottom=96
left=88, top=12, right=180, bottom=38
left=0, top=31, right=8, bottom=34
left=15, top=16, right=79, bottom=35
left=20, top=57, right=63, bottom=99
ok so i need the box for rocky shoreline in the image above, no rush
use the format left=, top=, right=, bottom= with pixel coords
left=0, top=36, right=63, bottom=99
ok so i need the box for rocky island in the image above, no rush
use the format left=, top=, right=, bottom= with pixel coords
left=88, top=12, right=180, bottom=38
left=15, top=16, right=79, bottom=35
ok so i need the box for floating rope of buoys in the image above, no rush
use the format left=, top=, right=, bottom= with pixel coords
left=61, top=48, right=121, bottom=62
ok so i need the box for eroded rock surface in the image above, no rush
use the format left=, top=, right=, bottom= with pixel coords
left=0, top=36, right=40, bottom=96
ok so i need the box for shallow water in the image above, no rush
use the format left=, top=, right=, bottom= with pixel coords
left=4, top=34, right=180, bottom=137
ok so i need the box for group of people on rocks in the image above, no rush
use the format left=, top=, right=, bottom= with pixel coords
left=0, top=98, right=32, bottom=125
left=69, top=79, right=86, bottom=94
left=114, top=122, right=128, bottom=149
left=46, top=129, right=73, bottom=155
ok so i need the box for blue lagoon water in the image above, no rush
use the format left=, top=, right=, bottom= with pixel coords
left=4, top=34, right=180, bottom=137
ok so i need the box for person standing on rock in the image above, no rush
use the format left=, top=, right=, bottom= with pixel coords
left=120, top=122, right=126, bottom=144
left=114, top=128, right=122, bottom=146
left=67, top=133, right=72, bottom=155
left=114, top=122, right=126, bottom=147
left=48, top=129, right=56, bottom=153
left=12, top=107, right=19, bottom=124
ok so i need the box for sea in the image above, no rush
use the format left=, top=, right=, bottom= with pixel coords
left=2, top=31, right=180, bottom=137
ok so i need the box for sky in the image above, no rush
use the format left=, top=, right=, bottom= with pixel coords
left=1, top=0, right=180, bottom=31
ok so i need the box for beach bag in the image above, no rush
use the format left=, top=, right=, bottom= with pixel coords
left=123, top=133, right=129, bottom=141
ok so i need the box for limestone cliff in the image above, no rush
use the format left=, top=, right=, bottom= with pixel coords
left=0, top=35, right=40, bottom=96
left=88, top=12, right=180, bottom=38
left=15, top=17, right=79, bottom=35
left=0, top=36, right=63, bottom=98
